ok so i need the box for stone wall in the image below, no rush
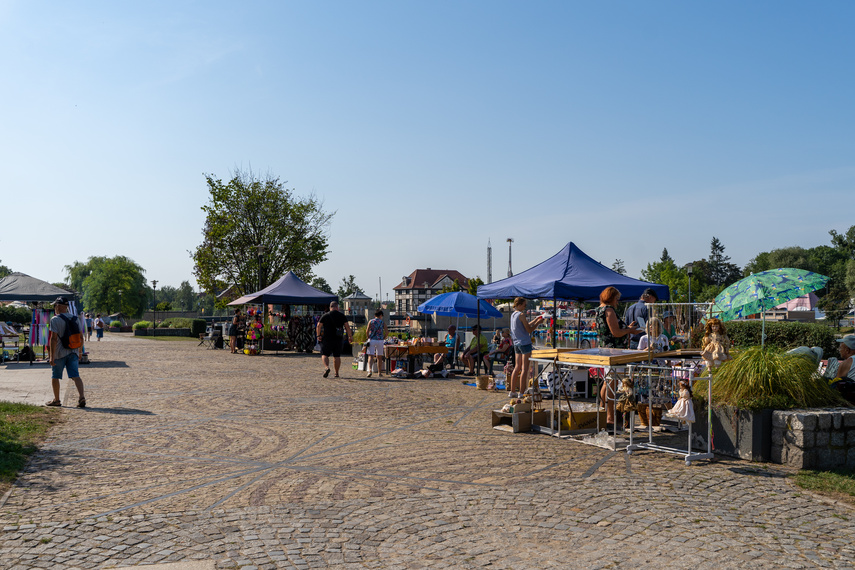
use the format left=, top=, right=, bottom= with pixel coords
left=771, top=408, right=855, bottom=469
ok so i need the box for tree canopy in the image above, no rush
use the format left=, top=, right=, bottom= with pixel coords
left=192, top=168, right=334, bottom=298
left=336, top=275, right=361, bottom=300
left=65, top=256, right=148, bottom=317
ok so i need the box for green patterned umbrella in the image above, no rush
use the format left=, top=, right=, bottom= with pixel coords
left=712, top=268, right=829, bottom=345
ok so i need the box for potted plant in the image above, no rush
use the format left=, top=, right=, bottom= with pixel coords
left=694, top=346, right=846, bottom=461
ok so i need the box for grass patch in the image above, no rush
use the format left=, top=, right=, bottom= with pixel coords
left=131, top=335, right=198, bottom=342
left=794, top=468, right=855, bottom=505
left=0, top=401, right=63, bottom=495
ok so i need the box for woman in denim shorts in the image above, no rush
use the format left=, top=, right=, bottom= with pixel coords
left=508, top=297, right=544, bottom=398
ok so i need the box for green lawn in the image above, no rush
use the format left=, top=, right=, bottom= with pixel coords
left=0, top=401, right=62, bottom=494
left=131, top=335, right=199, bottom=342
left=794, top=469, right=855, bottom=505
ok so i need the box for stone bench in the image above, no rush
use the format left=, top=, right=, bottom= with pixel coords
left=771, top=408, right=855, bottom=469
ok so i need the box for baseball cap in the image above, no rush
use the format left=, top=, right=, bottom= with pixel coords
left=840, top=335, right=855, bottom=350
left=643, top=288, right=658, bottom=300
left=51, top=296, right=70, bottom=306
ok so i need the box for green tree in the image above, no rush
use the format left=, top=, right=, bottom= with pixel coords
left=0, top=261, right=11, bottom=279
left=708, top=237, right=741, bottom=287
left=467, top=276, right=484, bottom=296
left=830, top=226, right=855, bottom=259
left=611, top=259, right=627, bottom=275
left=174, top=281, right=197, bottom=311
left=336, top=275, right=360, bottom=300
left=192, top=168, right=334, bottom=298
left=156, top=301, right=173, bottom=311
left=310, top=276, right=334, bottom=294
left=66, top=256, right=148, bottom=317
left=439, top=279, right=463, bottom=294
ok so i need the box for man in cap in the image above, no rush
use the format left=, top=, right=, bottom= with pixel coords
left=46, top=296, right=86, bottom=408
left=824, top=335, right=855, bottom=381
left=623, top=288, right=658, bottom=349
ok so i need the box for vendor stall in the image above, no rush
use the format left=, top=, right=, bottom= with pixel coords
left=228, top=271, right=337, bottom=355
left=384, top=343, right=449, bottom=374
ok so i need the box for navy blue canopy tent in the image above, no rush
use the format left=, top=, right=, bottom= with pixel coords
left=477, top=243, right=669, bottom=349
left=228, top=271, right=337, bottom=306
left=477, top=242, right=669, bottom=302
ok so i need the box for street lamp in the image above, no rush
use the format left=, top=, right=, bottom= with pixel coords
left=256, top=244, right=265, bottom=291
left=152, top=280, right=158, bottom=338
left=686, top=264, right=693, bottom=304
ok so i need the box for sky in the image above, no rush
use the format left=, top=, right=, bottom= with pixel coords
left=1, top=1, right=853, bottom=302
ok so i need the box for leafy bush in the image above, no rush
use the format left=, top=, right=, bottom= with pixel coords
left=191, top=319, right=206, bottom=336
left=109, top=321, right=122, bottom=328
left=352, top=325, right=367, bottom=344
left=133, top=321, right=152, bottom=330
left=159, top=317, right=194, bottom=329
left=691, top=320, right=838, bottom=356
left=694, top=346, right=847, bottom=411
left=0, top=305, right=32, bottom=325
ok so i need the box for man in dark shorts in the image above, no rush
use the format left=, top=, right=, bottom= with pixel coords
left=316, top=301, right=352, bottom=378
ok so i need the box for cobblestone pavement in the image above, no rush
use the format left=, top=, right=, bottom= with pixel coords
left=1, top=335, right=855, bottom=569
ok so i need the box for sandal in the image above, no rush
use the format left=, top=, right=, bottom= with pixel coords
left=45, top=399, right=61, bottom=407
left=77, top=397, right=86, bottom=409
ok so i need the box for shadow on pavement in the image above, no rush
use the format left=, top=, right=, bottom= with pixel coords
left=86, top=361, right=130, bottom=368
left=728, top=466, right=789, bottom=478
left=81, top=407, right=155, bottom=415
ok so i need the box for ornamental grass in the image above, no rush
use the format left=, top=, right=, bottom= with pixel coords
left=695, top=346, right=847, bottom=411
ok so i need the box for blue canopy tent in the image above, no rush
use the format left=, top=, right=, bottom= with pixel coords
left=477, top=242, right=669, bottom=347
left=418, top=291, right=503, bottom=371
left=228, top=271, right=337, bottom=306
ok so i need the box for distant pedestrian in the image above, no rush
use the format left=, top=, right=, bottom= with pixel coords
left=94, top=313, right=106, bottom=341
left=84, top=313, right=93, bottom=341
left=229, top=308, right=241, bottom=354
left=45, top=297, right=86, bottom=408
left=365, top=309, right=386, bottom=378
left=316, top=301, right=352, bottom=378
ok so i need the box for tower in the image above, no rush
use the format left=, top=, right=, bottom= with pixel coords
left=487, top=239, right=493, bottom=284
left=507, top=238, right=514, bottom=277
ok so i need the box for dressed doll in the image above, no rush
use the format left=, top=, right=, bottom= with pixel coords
left=615, top=376, right=637, bottom=413
left=701, top=317, right=731, bottom=369
left=666, top=380, right=695, bottom=424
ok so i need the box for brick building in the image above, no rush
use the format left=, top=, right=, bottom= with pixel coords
left=393, top=269, right=469, bottom=315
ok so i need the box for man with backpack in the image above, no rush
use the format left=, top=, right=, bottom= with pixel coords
left=45, top=296, right=86, bottom=408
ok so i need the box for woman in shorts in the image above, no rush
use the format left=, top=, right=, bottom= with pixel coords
left=508, top=297, right=544, bottom=398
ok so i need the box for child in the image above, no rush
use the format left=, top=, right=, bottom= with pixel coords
left=637, top=318, right=669, bottom=353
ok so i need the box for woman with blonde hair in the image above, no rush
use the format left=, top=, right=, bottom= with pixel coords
left=508, top=297, right=544, bottom=398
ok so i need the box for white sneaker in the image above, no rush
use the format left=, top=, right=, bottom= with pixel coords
left=367, top=372, right=373, bottom=378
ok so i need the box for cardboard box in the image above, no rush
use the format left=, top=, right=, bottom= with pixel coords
left=492, top=409, right=549, bottom=433
left=533, top=409, right=606, bottom=432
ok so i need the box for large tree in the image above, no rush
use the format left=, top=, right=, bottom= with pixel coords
left=65, top=256, right=148, bottom=317
left=336, top=275, right=361, bottom=300
left=192, top=168, right=334, bottom=297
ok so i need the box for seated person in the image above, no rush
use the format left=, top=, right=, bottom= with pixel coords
left=637, top=318, right=669, bottom=353
left=822, top=335, right=855, bottom=381
left=662, top=311, right=677, bottom=340
left=434, top=325, right=459, bottom=367
left=461, top=324, right=490, bottom=375
left=487, top=328, right=512, bottom=374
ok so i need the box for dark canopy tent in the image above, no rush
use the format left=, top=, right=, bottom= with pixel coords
left=0, top=272, right=74, bottom=302
left=477, top=243, right=669, bottom=350
left=227, top=271, right=337, bottom=306
left=477, top=243, right=669, bottom=302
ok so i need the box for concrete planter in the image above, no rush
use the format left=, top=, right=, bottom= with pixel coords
left=694, top=405, right=773, bottom=462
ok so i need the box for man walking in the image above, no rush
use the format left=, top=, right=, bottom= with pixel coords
left=623, top=288, right=658, bottom=349
left=316, top=301, right=352, bottom=378
left=45, top=297, right=86, bottom=408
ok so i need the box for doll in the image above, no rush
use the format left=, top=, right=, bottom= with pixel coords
left=701, top=318, right=731, bottom=369
left=666, top=380, right=695, bottom=424
left=615, top=376, right=637, bottom=413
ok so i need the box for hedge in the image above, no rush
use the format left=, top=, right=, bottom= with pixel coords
left=691, top=320, right=838, bottom=357
left=191, top=319, right=206, bottom=337
left=133, top=321, right=152, bottom=330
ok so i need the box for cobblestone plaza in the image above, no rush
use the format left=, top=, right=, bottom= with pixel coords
left=1, top=335, right=854, bottom=569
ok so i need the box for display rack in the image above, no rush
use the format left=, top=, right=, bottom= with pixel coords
left=626, top=362, right=714, bottom=465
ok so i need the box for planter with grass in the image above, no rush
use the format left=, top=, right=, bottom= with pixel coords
left=694, top=346, right=847, bottom=463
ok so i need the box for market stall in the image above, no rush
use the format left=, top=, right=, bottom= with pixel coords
left=0, top=273, right=83, bottom=363
left=227, top=271, right=337, bottom=355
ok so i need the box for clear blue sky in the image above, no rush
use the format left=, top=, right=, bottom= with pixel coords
left=2, top=1, right=853, bottom=301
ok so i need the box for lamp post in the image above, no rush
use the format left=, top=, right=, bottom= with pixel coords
left=686, top=264, right=693, bottom=304
left=152, top=280, right=158, bottom=338
left=256, top=244, right=265, bottom=292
